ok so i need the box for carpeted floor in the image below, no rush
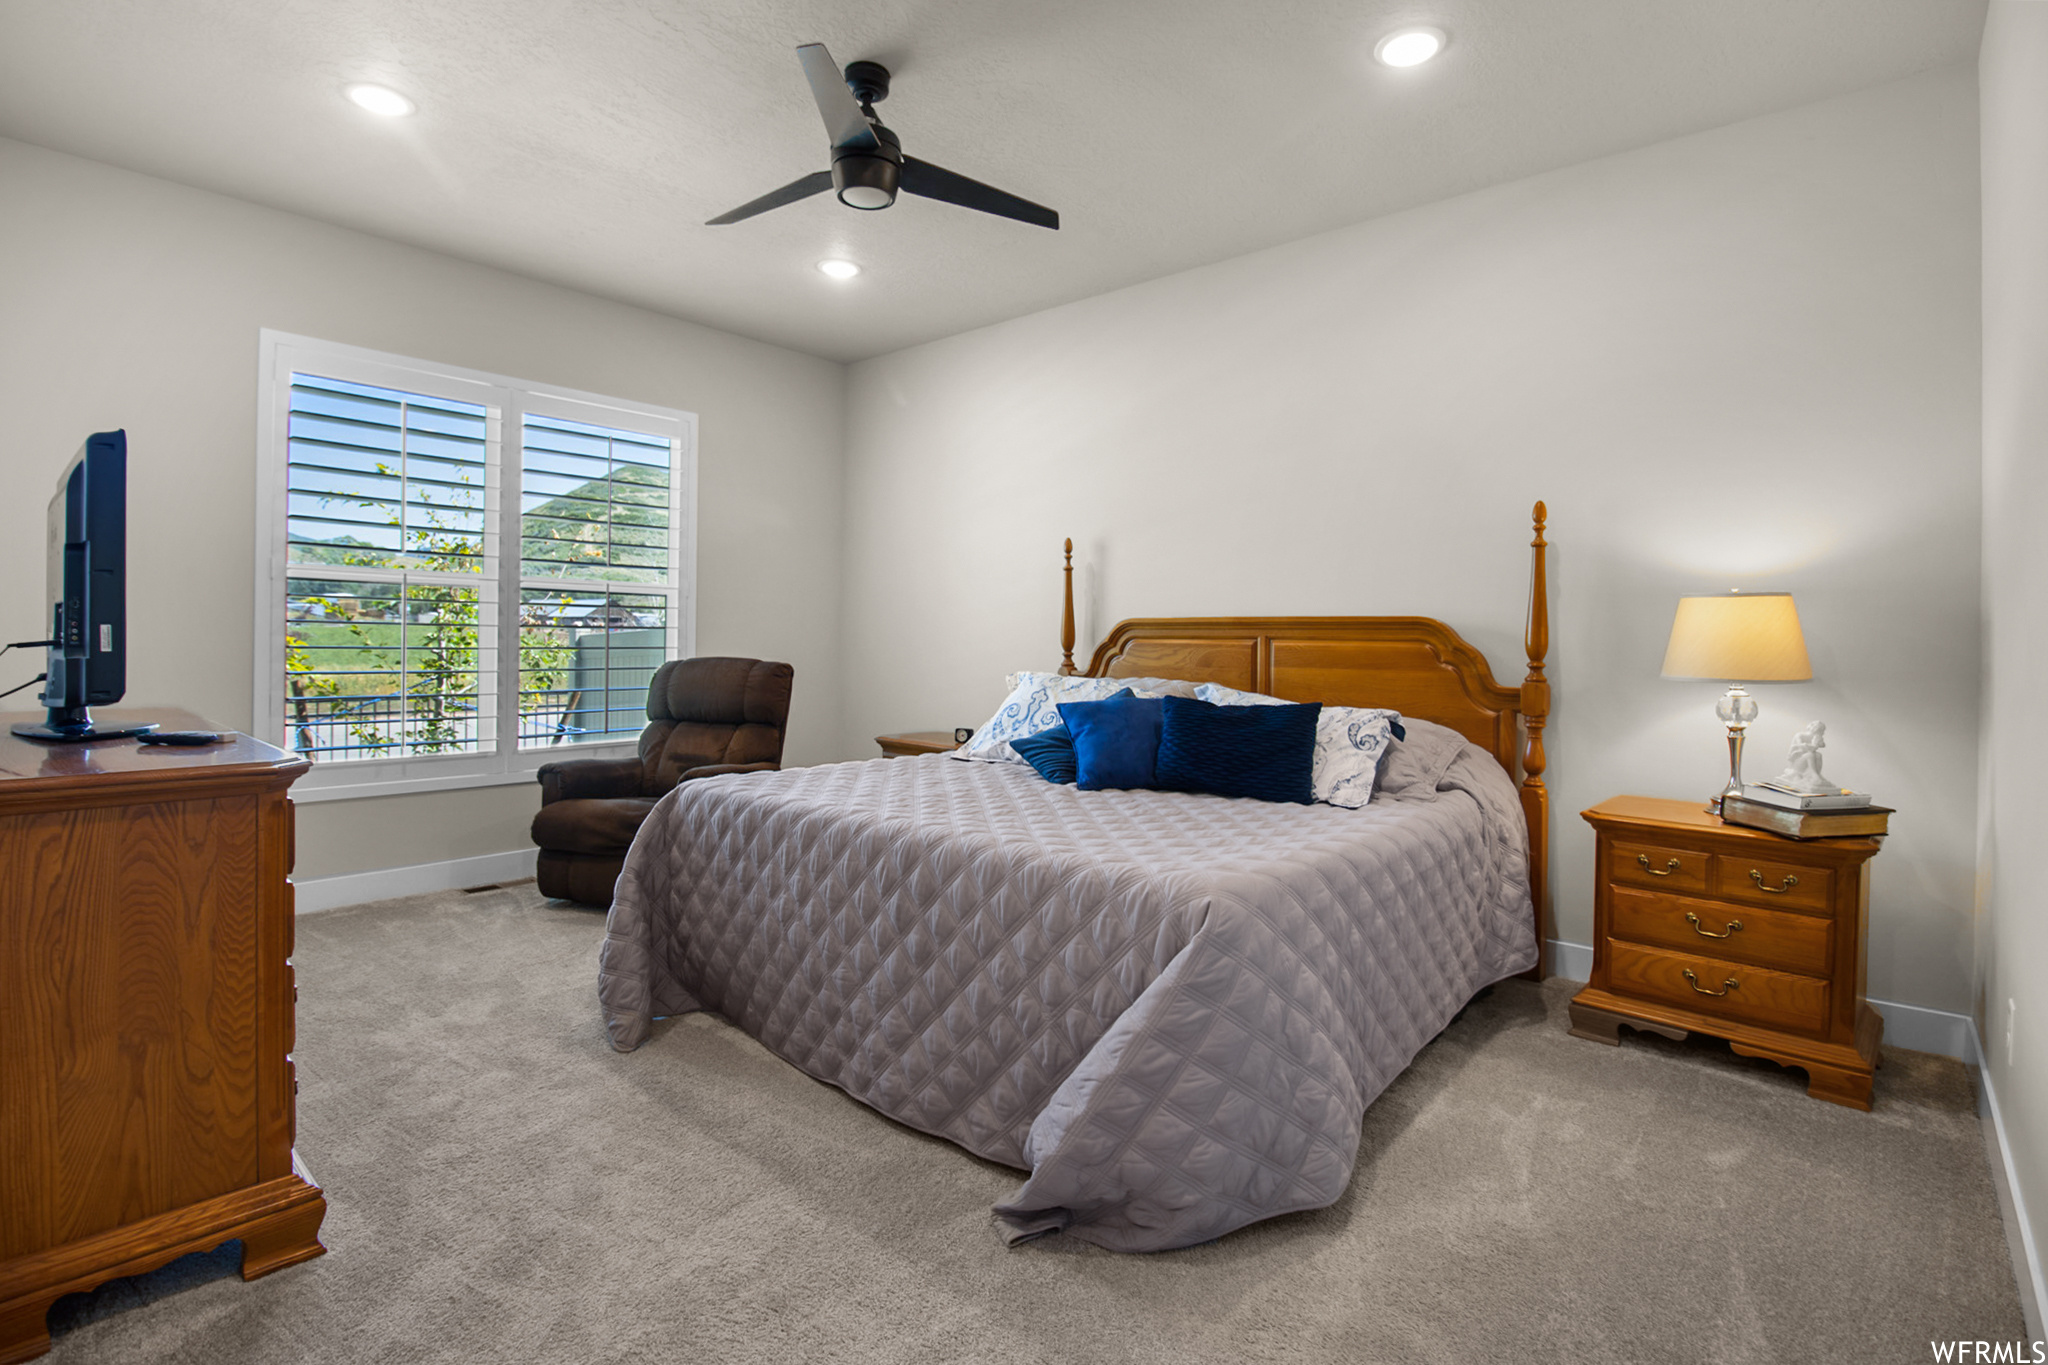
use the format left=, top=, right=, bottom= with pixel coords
left=45, top=882, right=2023, bottom=1364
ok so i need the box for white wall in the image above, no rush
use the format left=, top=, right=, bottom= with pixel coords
left=842, top=67, right=1983, bottom=1014
left=1977, top=0, right=2048, bottom=1319
left=0, top=136, right=845, bottom=880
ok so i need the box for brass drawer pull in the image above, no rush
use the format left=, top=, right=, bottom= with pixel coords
left=1637, top=854, right=1682, bottom=877
left=1749, top=869, right=1799, bottom=894
left=1682, top=968, right=1739, bottom=997
left=1686, top=911, right=1743, bottom=940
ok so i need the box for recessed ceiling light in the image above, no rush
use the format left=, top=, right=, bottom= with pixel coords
left=345, top=84, right=416, bottom=117
left=1374, top=27, right=1446, bottom=68
left=816, top=259, right=861, bottom=280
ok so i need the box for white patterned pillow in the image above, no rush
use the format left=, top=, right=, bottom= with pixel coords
left=954, top=672, right=1201, bottom=765
left=1194, top=682, right=1401, bottom=809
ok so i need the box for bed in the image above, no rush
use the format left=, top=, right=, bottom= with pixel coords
left=598, top=504, right=1553, bottom=1251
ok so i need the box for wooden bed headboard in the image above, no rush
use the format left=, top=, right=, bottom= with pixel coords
left=1054, top=502, right=1552, bottom=976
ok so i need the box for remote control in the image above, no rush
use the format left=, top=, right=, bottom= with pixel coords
left=138, top=730, right=229, bottom=746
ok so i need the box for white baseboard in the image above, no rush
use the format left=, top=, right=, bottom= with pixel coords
left=1548, top=938, right=1594, bottom=982
left=1544, top=939, right=1975, bottom=1061
left=1976, top=1025, right=2048, bottom=1342
left=292, top=848, right=538, bottom=914
left=1876, top=999, right=1982, bottom=1064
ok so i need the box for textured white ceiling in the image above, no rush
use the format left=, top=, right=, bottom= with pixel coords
left=0, top=0, right=1986, bottom=362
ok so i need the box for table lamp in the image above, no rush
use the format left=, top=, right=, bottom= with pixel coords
left=1661, top=591, right=1812, bottom=812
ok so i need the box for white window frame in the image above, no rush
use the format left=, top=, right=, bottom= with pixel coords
left=255, top=330, right=697, bottom=802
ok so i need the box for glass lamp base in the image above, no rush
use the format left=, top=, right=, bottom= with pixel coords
left=1709, top=685, right=1757, bottom=817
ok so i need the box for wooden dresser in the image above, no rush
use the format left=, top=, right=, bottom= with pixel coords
left=0, top=710, right=324, bottom=1363
left=1568, top=794, right=1884, bottom=1110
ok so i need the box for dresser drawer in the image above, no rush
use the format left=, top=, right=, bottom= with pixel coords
left=1713, top=854, right=1834, bottom=915
left=1606, top=941, right=1831, bottom=1035
left=1608, top=889, right=1833, bottom=977
left=1610, top=841, right=1709, bottom=894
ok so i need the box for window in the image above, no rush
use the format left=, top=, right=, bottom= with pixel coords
left=257, top=332, right=695, bottom=800
left=516, top=414, right=676, bottom=748
left=282, top=375, right=495, bottom=763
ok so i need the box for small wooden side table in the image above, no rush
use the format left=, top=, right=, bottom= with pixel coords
left=875, top=731, right=965, bottom=758
left=1568, top=794, right=1884, bottom=1110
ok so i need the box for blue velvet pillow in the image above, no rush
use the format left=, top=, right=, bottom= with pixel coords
left=1056, top=693, right=1165, bottom=791
left=1155, top=695, right=1320, bottom=804
left=1010, top=724, right=1078, bottom=784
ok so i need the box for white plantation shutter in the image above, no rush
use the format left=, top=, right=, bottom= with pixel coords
left=283, top=374, right=497, bottom=761
left=257, top=333, right=695, bottom=799
left=516, top=413, right=680, bottom=748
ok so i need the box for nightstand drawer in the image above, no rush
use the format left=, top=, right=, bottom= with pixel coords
left=1714, top=854, right=1834, bottom=915
left=1607, top=941, right=1831, bottom=1035
left=1608, top=889, right=1833, bottom=977
left=1610, top=841, right=1709, bottom=894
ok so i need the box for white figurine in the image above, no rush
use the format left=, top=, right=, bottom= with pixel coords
left=1771, top=721, right=1836, bottom=795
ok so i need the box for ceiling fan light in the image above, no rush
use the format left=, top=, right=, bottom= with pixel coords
left=1374, top=27, right=1446, bottom=67
left=839, top=186, right=894, bottom=210
left=832, top=154, right=899, bottom=211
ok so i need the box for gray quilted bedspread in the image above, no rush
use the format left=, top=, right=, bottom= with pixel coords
left=597, top=720, right=1536, bottom=1251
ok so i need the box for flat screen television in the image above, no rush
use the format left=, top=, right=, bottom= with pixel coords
left=10, top=429, right=156, bottom=742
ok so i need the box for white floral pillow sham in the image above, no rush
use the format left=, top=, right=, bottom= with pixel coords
left=1193, top=682, right=1402, bottom=809
left=953, top=672, right=1201, bottom=766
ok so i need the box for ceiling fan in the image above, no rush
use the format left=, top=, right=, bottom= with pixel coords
left=707, top=43, right=1059, bottom=231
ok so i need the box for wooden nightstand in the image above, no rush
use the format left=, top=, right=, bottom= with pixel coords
left=1568, top=795, right=1884, bottom=1110
left=874, top=731, right=964, bottom=758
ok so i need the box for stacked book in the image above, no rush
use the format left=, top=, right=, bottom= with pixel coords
left=1720, top=782, right=1890, bottom=839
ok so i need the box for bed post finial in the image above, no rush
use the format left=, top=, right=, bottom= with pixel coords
left=1059, top=538, right=1078, bottom=675
left=1520, top=500, right=1551, bottom=977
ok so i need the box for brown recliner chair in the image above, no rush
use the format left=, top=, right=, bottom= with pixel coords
left=531, top=656, right=793, bottom=905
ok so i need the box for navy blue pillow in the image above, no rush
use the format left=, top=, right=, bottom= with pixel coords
left=1057, top=693, right=1165, bottom=791
left=1155, top=695, right=1320, bottom=804
left=1011, top=724, right=1078, bottom=784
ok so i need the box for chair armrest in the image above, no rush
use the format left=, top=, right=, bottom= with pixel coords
left=679, top=761, right=780, bottom=782
left=537, top=757, right=644, bottom=805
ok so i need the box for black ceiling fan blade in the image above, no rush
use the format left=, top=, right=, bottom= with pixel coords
left=900, top=157, right=1059, bottom=230
left=705, top=170, right=834, bottom=225
left=796, top=43, right=877, bottom=151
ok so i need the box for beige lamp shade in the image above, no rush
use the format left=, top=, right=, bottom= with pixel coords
left=1661, top=592, right=1813, bottom=682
